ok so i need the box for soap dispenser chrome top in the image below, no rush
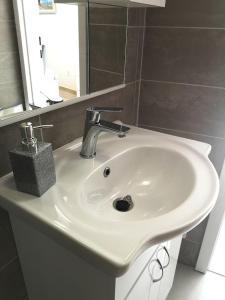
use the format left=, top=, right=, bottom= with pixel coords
left=20, top=122, right=53, bottom=152
left=80, top=107, right=130, bottom=159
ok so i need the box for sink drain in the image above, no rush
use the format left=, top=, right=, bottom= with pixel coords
left=113, top=195, right=134, bottom=212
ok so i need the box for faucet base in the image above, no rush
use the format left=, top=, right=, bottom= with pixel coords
left=80, top=152, right=96, bottom=159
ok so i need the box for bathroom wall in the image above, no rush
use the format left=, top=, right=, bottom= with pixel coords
left=0, top=4, right=145, bottom=299
left=89, top=4, right=127, bottom=92
left=139, top=0, right=225, bottom=266
left=0, top=0, right=24, bottom=109
left=89, top=5, right=146, bottom=94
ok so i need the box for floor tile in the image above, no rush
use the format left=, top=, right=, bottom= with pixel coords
left=168, top=264, right=225, bottom=300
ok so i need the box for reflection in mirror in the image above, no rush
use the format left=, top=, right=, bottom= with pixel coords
left=0, top=0, right=25, bottom=119
left=16, top=0, right=89, bottom=109
left=88, top=3, right=126, bottom=93
left=0, top=0, right=127, bottom=121
left=38, top=1, right=87, bottom=103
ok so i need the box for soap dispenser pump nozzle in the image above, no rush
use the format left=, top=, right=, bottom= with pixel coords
left=20, top=122, right=53, bottom=149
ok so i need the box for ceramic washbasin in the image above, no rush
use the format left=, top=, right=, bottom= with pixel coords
left=80, top=147, right=195, bottom=222
left=0, top=125, right=219, bottom=275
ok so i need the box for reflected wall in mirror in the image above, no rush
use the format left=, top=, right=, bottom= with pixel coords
left=88, top=3, right=126, bottom=93
left=0, top=0, right=24, bottom=118
left=0, top=0, right=127, bottom=121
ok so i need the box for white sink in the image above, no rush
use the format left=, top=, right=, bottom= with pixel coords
left=80, top=147, right=195, bottom=221
left=0, top=125, right=219, bottom=275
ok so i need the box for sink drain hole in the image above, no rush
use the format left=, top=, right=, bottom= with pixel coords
left=113, top=195, right=134, bottom=212
left=103, top=167, right=111, bottom=178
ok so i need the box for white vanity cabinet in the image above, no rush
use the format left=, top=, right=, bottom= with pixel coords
left=117, top=237, right=182, bottom=300
left=11, top=214, right=182, bottom=300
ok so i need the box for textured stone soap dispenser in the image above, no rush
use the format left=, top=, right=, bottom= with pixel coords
left=9, top=122, right=56, bottom=197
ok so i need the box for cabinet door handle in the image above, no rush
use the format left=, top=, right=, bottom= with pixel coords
left=162, top=246, right=170, bottom=269
left=148, top=259, right=164, bottom=283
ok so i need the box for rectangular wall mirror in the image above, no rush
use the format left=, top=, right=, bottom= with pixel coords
left=0, top=0, right=127, bottom=121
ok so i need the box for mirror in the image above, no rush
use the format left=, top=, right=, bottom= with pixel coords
left=88, top=3, right=127, bottom=93
left=0, top=0, right=127, bottom=120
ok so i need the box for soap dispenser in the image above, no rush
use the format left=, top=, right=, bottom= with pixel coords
left=9, top=122, right=56, bottom=197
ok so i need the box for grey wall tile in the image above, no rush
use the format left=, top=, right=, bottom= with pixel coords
left=0, top=0, right=23, bottom=108
left=0, top=116, right=41, bottom=177
left=118, top=81, right=139, bottom=125
left=146, top=0, right=225, bottom=28
left=178, top=239, right=201, bottom=267
left=0, top=258, right=27, bottom=300
left=0, top=0, right=14, bottom=22
left=90, top=68, right=123, bottom=93
left=186, top=218, right=209, bottom=244
left=142, top=28, right=225, bottom=87
left=0, top=226, right=17, bottom=270
left=0, top=81, right=24, bottom=109
left=89, top=24, right=126, bottom=74
left=0, top=207, right=11, bottom=230
left=139, top=80, right=225, bottom=139
left=0, top=52, right=21, bottom=84
left=89, top=4, right=127, bottom=25
left=99, top=82, right=138, bottom=126
left=40, top=102, right=86, bottom=150
left=125, top=27, right=145, bottom=83
left=0, top=22, right=18, bottom=53
left=128, top=7, right=146, bottom=27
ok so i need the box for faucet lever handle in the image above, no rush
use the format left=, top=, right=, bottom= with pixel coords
left=87, top=107, right=123, bottom=123
left=33, top=125, right=54, bottom=130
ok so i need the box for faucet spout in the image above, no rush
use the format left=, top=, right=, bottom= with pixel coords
left=80, top=107, right=130, bottom=159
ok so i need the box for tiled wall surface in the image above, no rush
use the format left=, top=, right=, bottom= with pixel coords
left=139, top=0, right=225, bottom=266
left=0, top=5, right=145, bottom=300
left=89, top=5, right=146, bottom=94
left=0, top=0, right=23, bottom=109
left=89, top=4, right=127, bottom=92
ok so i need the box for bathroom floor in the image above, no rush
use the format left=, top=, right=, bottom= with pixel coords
left=167, top=264, right=225, bottom=300
left=59, top=86, right=77, bottom=101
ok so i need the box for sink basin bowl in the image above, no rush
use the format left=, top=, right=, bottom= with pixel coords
left=0, top=125, right=219, bottom=275
left=80, top=147, right=195, bottom=222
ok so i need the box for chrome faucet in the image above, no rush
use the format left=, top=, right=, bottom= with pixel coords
left=80, top=107, right=130, bottom=159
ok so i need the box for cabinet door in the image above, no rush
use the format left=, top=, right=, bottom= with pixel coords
left=116, top=245, right=158, bottom=300
left=126, top=267, right=151, bottom=300
left=126, top=247, right=165, bottom=300
left=148, top=244, right=166, bottom=300
left=157, top=236, right=182, bottom=300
